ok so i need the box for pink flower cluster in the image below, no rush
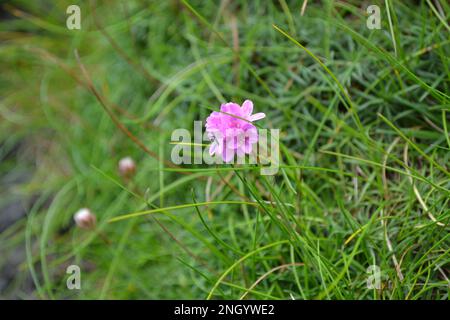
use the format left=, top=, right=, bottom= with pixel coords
left=205, top=100, right=265, bottom=162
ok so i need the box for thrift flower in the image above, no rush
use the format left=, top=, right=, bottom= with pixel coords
left=118, top=156, right=136, bottom=177
left=74, top=208, right=96, bottom=229
left=205, top=100, right=265, bottom=162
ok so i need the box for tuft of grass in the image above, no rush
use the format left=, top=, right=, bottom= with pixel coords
left=0, top=0, right=449, bottom=299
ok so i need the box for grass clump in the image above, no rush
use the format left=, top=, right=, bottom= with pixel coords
left=0, top=0, right=449, bottom=299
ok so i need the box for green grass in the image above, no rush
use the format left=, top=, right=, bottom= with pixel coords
left=0, top=0, right=449, bottom=299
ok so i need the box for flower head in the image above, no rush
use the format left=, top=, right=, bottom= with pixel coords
left=118, top=156, right=136, bottom=177
left=74, top=208, right=96, bottom=229
left=205, top=100, right=265, bottom=162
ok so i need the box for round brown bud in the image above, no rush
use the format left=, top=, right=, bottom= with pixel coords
left=118, top=157, right=136, bottom=177
left=74, top=208, right=96, bottom=229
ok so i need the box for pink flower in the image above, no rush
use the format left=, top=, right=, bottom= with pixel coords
left=205, top=100, right=265, bottom=162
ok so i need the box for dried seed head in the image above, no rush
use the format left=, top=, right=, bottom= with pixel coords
left=118, top=156, right=136, bottom=177
left=74, top=208, right=96, bottom=229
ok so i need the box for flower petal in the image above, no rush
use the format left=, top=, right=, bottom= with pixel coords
left=249, top=112, right=265, bottom=122
left=209, top=142, right=218, bottom=155
left=244, top=141, right=253, bottom=154
left=246, top=127, right=258, bottom=143
left=221, top=102, right=240, bottom=114
left=236, top=146, right=246, bottom=157
left=222, top=146, right=235, bottom=162
left=241, top=100, right=253, bottom=116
